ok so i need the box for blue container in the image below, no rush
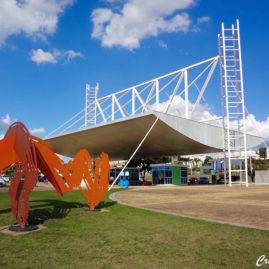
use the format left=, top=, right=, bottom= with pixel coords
left=119, top=179, right=124, bottom=188
left=124, top=179, right=129, bottom=188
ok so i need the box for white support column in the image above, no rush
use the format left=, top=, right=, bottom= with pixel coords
left=218, top=32, right=227, bottom=186
left=85, top=84, right=89, bottom=128
left=223, top=158, right=227, bottom=185
left=221, top=22, right=232, bottom=187
left=95, top=83, right=99, bottom=125
left=250, top=156, right=253, bottom=175
left=237, top=19, right=249, bottom=187
left=155, top=80, right=159, bottom=111
left=108, top=117, right=159, bottom=190
left=132, top=88, right=135, bottom=115
left=111, top=95, right=115, bottom=121
left=184, top=69, right=189, bottom=119
left=85, top=83, right=98, bottom=127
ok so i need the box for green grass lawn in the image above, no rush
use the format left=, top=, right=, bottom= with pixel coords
left=0, top=189, right=269, bottom=269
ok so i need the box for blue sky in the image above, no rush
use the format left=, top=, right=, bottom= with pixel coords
left=0, top=0, right=269, bottom=139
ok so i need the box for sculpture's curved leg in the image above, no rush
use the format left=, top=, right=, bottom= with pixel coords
left=5, top=123, right=38, bottom=228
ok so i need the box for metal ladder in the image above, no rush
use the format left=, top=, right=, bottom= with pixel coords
left=85, top=83, right=98, bottom=128
left=218, top=19, right=248, bottom=187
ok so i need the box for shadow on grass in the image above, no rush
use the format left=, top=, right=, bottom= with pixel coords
left=28, top=199, right=117, bottom=225
left=0, top=208, right=11, bottom=214
left=96, top=201, right=116, bottom=209
left=0, top=195, right=118, bottom=225
left=27, top=200, right=85, bottom=225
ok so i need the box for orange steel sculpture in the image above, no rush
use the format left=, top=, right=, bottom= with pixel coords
left=0, top=122, right=110, bottom=229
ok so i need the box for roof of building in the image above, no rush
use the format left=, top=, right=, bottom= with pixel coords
left=45, top=111, right=263, bottom=161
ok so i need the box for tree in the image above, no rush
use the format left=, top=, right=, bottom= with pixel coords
left=191, top=158, right=201, bottom=168
left=129, top=156, right=171, bottom=180
left=259, top=147, right=267, bottom=160
left=203, top=156, right=212, bottom=166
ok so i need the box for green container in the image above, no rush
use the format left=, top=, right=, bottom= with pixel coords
left=212, top=175, right=217, bottom=184
left=172, top=166, right=181, bottom=185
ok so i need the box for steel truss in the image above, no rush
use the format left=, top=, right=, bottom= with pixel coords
left=45, top=20, right=257, bottom=190
left=46, top=56, right=219, bottom=137
left=218, top=19, right=248, bottom=187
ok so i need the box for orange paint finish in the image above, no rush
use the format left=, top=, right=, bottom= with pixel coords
left=0, top=122, right=110, bottom=228
left=0, top=134, right=19, bottom=174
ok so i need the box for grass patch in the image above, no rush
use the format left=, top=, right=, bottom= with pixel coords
left=0, top=189, right=268, bottom=268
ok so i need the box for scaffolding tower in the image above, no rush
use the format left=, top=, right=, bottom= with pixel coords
left=218, top=19, right=248, bottom=187
left=85, top=83, right=98, bottom=128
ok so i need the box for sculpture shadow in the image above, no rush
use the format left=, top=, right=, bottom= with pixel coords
left=95, top=201, right=117, bottom=209
left=27, top=199, right=117, bottom=225
left=0, top=208, right=12, bottom=214
left=0, top=199, right=117, bottom=225
left=27, top=199, right=86, bottom=225
left=0, top=200, right=82, bottom=216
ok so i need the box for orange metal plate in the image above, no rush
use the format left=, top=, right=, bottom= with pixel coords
left=0, top=122, right=110, bottom=228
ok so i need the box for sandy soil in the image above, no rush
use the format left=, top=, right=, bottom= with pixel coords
left=113, top=184, right=269, bottom=230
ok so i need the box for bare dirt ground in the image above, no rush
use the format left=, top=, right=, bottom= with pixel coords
left=113, top=184, right=269, bottom=230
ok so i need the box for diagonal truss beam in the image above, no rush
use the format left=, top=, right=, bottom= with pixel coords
left=190, top=59, right=219, bottom=117
left=96, top=100, right=107, bottom=122
left=165, top=72, right=184, bottom=113
left=113, top=95, right=126, bottom=118
left=134, top=87, right=148, bottom=112
left=142, top=82, right=156, bottom=112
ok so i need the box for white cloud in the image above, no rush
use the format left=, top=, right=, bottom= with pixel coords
left=30, top=49, right=57, bottom=64
left=104, top=0, right=123, bottom=3
left=150, top=94, right=216, bottom=122
left=30, top=128, right=46, bottom=135
left=0, top=114, right=46, bottom=137
left=151, top=95, right=269, bottom=140
left=64, top=50, right=83, bottom=63
left=197, top=16, right=211, bottom=24
left=192, top=16, right=211, bottom=32
left=30, top=48, right=83, bottom=64
left=158, top=40, right=168, bottom=49
left=0, top=114, right=12, bottom=133
left=243, top=114, right=269, bottom=140
left=0, top=113, right=16, bottom=138
left=91, top=0, right=194, bottom=50
left=0, top=0, right=75, bottom=46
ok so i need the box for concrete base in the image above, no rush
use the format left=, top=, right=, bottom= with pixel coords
left=0, top=224, right=46, bottom=236
left=84, top=207, right=109, bottom=213
left=9, top=224, right=38, bottom=232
